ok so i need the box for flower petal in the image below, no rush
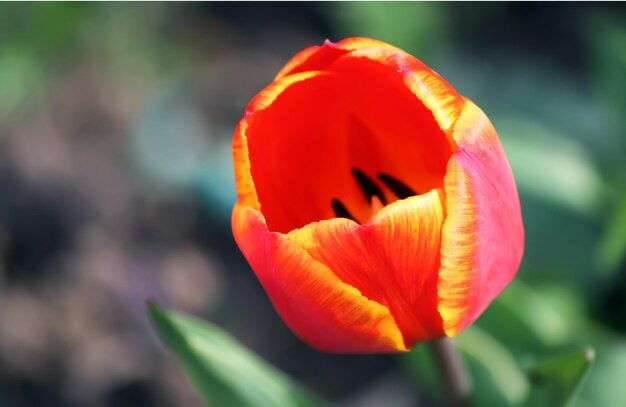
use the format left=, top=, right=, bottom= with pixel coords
left=438, top=101, right=524, bottom=336
left=232, top=120, right=259, bottom=210
left=328, top=47, right=466, bottom=133
left=232, top=202, right=406, bottom=353
left=336, top=37, right=402, bottom=51
left=364, top=189, right=447, bottom=344
left=286, top=189, right=446, bottom=348
left=232, top=70, right=326, bottom=211
left=275, top=37, right=399, bottom=80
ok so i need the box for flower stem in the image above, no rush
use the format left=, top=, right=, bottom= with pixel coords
left=428, top=338, right=472, bottom=406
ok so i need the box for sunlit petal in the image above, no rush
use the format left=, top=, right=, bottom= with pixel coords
left=438, top=101, right=524, bottom=336
left=233, top=203, right=407, bottom=353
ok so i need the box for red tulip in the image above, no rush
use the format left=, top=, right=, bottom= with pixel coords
left=232, top=38, right=524, bottom=353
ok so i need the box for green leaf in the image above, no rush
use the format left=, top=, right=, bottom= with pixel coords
left=148, top=302, right=327, bottom=407
left=525, top=346, right=595, bottom=406
left=570, top=339, right=626, bottom=407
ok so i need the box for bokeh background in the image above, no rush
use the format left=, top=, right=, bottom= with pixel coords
left=1, top=3, right=625, bottom=406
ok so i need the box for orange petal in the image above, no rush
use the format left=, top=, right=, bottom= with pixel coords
left=287, top=189, right=446, bottom=349
left=232, top=70, right=326, bottom=211
left=364, top=189, right=447, bottom=345
left=329, top=47, right=466, bottom=135
left=232, top=120, right=259, bottom=210
left=335, top=37, right=402, bottom=51
left=275, top=37, right=400, bottom=80
left=244, top=70, right=325, bottom=114
left=232, top=202, right=406, bottom=353
left=438, top=101, right=524, bottom=336
left=275, top=45, right=321, bottom=80
left=241, top=71, right=358, bottom=232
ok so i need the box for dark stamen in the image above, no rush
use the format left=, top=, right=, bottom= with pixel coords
left=352, top=168, right=386, bottom=205
left=378, top=173, right=417, bottom=199
left=332, top=199, right=356, bottom=221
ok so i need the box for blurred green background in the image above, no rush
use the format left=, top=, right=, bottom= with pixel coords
left=0, top=3, right=625, bottom=406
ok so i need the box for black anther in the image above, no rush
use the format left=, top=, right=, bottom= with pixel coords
left=332, top=199, right=356, bottom=221
left=352, top=168, right=386, bottom=205
left=377, top=173, right=417, bottom=199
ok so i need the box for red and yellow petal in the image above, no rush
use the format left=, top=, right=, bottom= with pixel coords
left=328, top=47, right=466, bottom=135
left=275, top=38, right=465, bottom=135
left=275, top=37, right=400, bottom=80
left=438, top=101, right=524, bottom=336
left=232, top=120, right=259, bottom=210
left=232, top=70, right=327, bottom=211
left=232, top=202, right=406, bottom=353
left=363, top=189, right=447, bottom=345
left=286, top=189, right=446, bottom=349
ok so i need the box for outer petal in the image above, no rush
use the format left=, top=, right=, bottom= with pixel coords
left=438, top=101, right=524, bottom=336
left=232, top=202, right=406, bottom=353
left=286, top=189, right=446, bottom=349
left=275, top=37, right=399, bottom=80
left=363, top=189, right=447, bottom=345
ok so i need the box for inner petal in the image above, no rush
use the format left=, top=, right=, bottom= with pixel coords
left=247, top=55, right=453, bottom=233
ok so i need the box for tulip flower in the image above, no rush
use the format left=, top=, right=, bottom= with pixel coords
left=232, top=38, right=524, bottom=353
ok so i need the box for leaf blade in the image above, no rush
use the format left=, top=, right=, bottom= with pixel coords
left=148, top=302, right=326, bottom=407
left=525, top=346, right=595, bottom=406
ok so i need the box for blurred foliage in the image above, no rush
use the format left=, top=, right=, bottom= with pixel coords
left=588, top=14, right=626, bottom=135
left=331, top=2, right=449, bottom=59
left=0, top=3, right=82, bottom=116
left=132, top=82, right=236, bottom=215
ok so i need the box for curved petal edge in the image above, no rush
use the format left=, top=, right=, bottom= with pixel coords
left=232, top=202, right=407, bottom=353
left=438, top=102, right=524, bottom=336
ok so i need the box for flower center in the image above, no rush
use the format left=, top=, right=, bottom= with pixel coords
left=245, top=57, right=454, bottom=233
left=332, top=168, right=417, bottom=223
